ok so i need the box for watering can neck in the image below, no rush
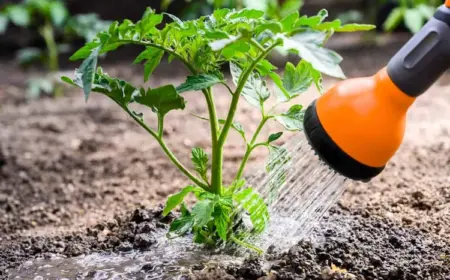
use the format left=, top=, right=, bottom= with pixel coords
left=387, top=4, right=450, bottom=98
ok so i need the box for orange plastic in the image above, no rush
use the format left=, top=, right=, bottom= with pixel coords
left=316, top=68, right=416, bottom=168
left=446, top=0, right=450, bottom=7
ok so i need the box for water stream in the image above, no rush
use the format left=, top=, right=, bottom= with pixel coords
left=9, top=134, right=348, bottom=279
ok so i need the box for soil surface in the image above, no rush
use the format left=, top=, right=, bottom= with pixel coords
left=0, top=39, right=449, bottom=279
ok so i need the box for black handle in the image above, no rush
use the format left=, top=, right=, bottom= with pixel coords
left=387, top=5, right=450, bottom=97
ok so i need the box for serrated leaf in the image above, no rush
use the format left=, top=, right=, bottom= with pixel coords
left=6, top=5, right=30, bottom=27
left=0, top=14, right=9, bottom=34
left=275, top=104, right=304, bottom=131
left=163, top=185, right=198, bottom=216
left=133, top=85, right=185, bottom=118
left=205, top=30, right=229, bottom=39
left=168, top=215, right=194, bottom=238
left=280, top=11, right=299, bottom=33
left=177, top=74, right=224, bottom=93
left=213, top=203, right=231, bottom=241
left=256, top=22, right=282, bottom=35
left=279, top=31, right=345, bottom=79
left=49, top=1, right=68, bottom=26
left=210, top=35, right=240, bottom=51
left=280, top=0, right=303, bottom=18
left=227, top=179, right=246, bottom=195
left=230, top=9, right=265, bottom=19
left=256, top=59, right=277, bottom=76
left=234, top=188, right=269, bottom=233
left=404, top=9, right=424, bottom=34
left=230, top=62, right=270, bottom=110
left=163, top=12, right=184, bottom=28
left=335, top=23, right=376, bottom=32
left=268, top=132, right=283, bottom=143
left=191, top=200, right=215, bottom=228
left=191, top=148, right=208, bottom=181
left=79, top=47, right=100, bottom=101
left=277, top=61, right=313, bottom=102
left=133, top=47, right=164, bottom=82
left=383, top=7, right=405, bottom=32
left=62, top=68, right=140, bottom=107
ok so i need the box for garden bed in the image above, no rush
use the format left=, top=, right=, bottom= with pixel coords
left=0, top=46, right=449, bottom=279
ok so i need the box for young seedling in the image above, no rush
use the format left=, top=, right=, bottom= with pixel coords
left=383, top=0, right=439, bottom=33
left=63, top=7, right=374, bottom=253
left=0, top=0, right=110, bottom=97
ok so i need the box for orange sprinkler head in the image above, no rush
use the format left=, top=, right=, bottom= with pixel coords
left=303, top=4, right=450, bottom=181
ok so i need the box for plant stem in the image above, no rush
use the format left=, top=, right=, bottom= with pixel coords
left=230, top=236, right=263, bottom=255
left=206, top=88, right=222, bottom=195
left=219, top=43, right=279, bottom=147
left=123, top=107, right=209, bottom=191
left=40, top=21, right=61, bottom=96
left=235, top=117, right=268, bottom=180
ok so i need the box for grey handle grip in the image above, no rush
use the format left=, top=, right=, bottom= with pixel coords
left=387, top=5, right=450, bottom=97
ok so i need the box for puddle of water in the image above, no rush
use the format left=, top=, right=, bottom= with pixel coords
left=8, top=134, right=349, bottom=279
left=9, top=229, right=241, bottom=280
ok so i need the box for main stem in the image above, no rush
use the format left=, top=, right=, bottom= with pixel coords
left=207, top=88, right=222, bottom=195
left=216, top=43, right=279, bottom=189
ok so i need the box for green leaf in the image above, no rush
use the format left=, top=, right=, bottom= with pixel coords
left=0, top=14, right=9, bottom=34
left=133, top=85, right=186, bottom=118
left=163, top=12, right=185, bottom=28
left=275, top=104, right=304, bottom=131
left=280, top=11, right=299, bottom=33
left=383, top=7, right=405, bottom=32
left=417, top=4, right=434, bottom=19
left=191, top=200, right=215, bottom=228
left=62, top=68, right=140, bottom=107
left=6, top=5, right=30, bottom=27
left=404, top=9, right=424, bottom=34
left=256, top=22, right=282, bottom=35
left=210, top=35, right=240, bottom=51
left=268, top=132, right=283, bottom=143
left=16, top=47, right=43, bottom=65
left=163, top=185, right=197, bottom=216
left=226, top=179, right=246, bottom=195
left=49, top=1, right=68, bottom=26
left=205, top=30, right=229, bottom=39
left=133, top=47, right=164, bottom=82
left=230, top=9, right=265, bottom=19
left=79, top=47, right=100, bottom=101
left=277, top=61, right=313, bottom=102
left=234, top=188, right=269, bottom=234
left=256, top=59, right=277, bottom=76
left=177, top=74, right=224, bottom=93
left=191, top=148, right=209, bottom=181
left=213, top=203, right=231, bottom=241
left=280, top=0, right=303, bottom=18
left=280, top=31, right=345, bottom=79
left=27, top=77, right=54, bottom=98
left=335, top=23, right=376, bottom=32
left=230, top=62, right=270, bottom=110
left=168, top=215, right=194, bottom=238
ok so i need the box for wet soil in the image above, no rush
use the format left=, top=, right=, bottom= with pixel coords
left=0, top=40, right=449, bottom=279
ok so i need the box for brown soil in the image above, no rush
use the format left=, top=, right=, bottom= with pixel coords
left=0, top=41, right=449, bottom=279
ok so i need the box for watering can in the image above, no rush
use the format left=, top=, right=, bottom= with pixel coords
left=303, top=2, right=450, bottom=182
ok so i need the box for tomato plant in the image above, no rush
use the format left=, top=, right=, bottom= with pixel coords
left=0, top=0, right=109, bottom=97
left=63, top=7, right=374, bottom=253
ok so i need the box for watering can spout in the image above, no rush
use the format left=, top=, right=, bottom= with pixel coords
left=303, top=4, right=450, bottom=182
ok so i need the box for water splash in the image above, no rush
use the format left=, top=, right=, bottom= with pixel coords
left=232, top=133, right=348, bottom=251
left=8, top=134, right=348, bottom=279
